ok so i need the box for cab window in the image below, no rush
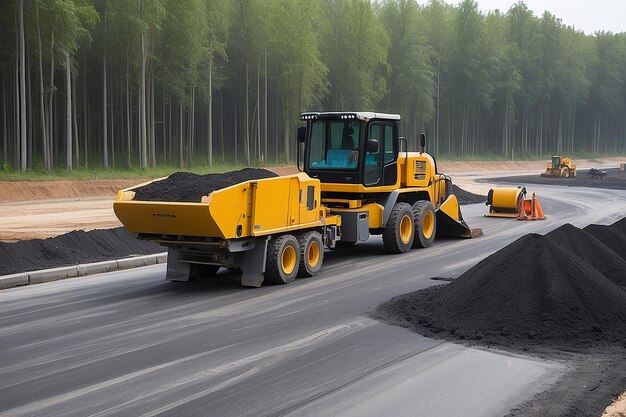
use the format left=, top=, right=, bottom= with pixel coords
left=308, top=120, right=361, bottom=170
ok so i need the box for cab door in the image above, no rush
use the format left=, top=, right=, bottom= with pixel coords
left=363, top=121, right=398, bottom=187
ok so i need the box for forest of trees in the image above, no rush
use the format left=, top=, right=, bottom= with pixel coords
left=1, top=0, right=626, bottom=172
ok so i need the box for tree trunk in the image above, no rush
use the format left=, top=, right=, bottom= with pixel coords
left=264, top=43, right=267, bottom=165
left=257, top=55, right=261, bottom=162
left=570, top=106, right=576, bottom=154
left=126, top=41, right=131, bottom=168
left=72, top=73, right=79, bottom=167
left=15, top=15, right=21, bottom=169
left=168, top=93, right=172, bottom=164
left=189, top=85, right=195, bottom=167
left=36, top=1, right=49, bottom=170
left=103, top=26, right=109, bottom=169
left=179, top=97, right=183, bottom=168
left=208, top=54, right=212, bottom=165
left=110, top=67, right=115, bottom=168
left=436, top=57, right=440, bottom=155
left=234, top=102, right=238, bottom=164
left=162, top=87, right=166, bottom=164
left=2, top=74, right=7, bottom=163
left=150, top=74, right=155, bottom=167
left=220, top=92, right=224, bottom=163
left=48, top=29, right=55, bottom=170
left=65, top=52, right=72, bottom=171
left=83, top=55, right=88, bottom=167
left=27, top=42, right=32, bottom=168
left=19, top=0, right=26, bottom=171
left=140, top=28, right=147, bottom=169
left=245, top=61, right=250, bottom=165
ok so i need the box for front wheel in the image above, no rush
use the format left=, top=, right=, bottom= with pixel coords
left=561, top=168, right=571, bottom=178
left=383, top=202, right=414, bottom=253
left=412, top=200, right=436, bottom=248
left=265, top=234, right=300, bottom=284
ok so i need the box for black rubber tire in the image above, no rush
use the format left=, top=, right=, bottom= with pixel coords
left=412, top=200, right=436, bottom=248
left=297, top=231, right=324, bottom=277
left=561, top=168, right=571, bottom=178
left=383, top=202, right=414, bottom=253
left=190, top=264, right=221, bottom=280
left=265, top=234, right=300, bottom=284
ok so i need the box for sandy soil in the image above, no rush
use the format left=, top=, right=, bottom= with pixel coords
left=0, top=198, right=122, bottom=242
left=0, top=159, right=623, bottom=242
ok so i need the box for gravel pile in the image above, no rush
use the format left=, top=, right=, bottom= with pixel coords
left=132, top=168, right=278, bottom=202
left=377, top=218, right=626, bottom=353
left=0, top=228, right=162, bottom=276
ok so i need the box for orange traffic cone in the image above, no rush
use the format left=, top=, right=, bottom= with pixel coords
left=530, top=193, right=546, bottom=220
left=516, top=199, right=531, bottom=220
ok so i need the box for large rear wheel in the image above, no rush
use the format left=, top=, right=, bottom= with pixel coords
left=383, top=202, right=414, bottom=253
left=297, top=231, right=324, bottom=277
left=412, top=200, right=436, bottom=248
left=265, top=234, right=300, bottom=284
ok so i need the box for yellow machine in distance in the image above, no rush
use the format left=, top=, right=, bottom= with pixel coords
left=541, top=156, right=576, bottom=178
left=114, top=111, right=480, bottom=287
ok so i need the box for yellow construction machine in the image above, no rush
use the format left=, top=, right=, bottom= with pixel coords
left=114, top=111, right=479, bottom=287
left=541, top=155, right=576, bottom=178
left=485, top=187, right=545, bottom=220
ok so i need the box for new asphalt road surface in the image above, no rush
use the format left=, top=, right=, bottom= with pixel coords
left=1, top=183, right=625, bottom=417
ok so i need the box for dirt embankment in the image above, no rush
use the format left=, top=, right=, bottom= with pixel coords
left=0, top=179, right=149, bottom=202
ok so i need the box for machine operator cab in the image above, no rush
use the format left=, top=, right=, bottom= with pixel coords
left=297, top=112, right=400, bottom=187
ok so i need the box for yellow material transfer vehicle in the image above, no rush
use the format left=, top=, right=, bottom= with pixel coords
left=541, top=155, right=576, bottom=178
left=114, top=111, right=476, bottom=287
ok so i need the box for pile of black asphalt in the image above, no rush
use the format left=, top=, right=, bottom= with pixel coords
left=132, top=168, right=278, bottom=202
left=486, top=167, right=626, bottom=190
left=452, top=184, right=485, bottom=205
left=0, top=228, right=162, bottom=276
left=376, top=217, right=626, bottom=417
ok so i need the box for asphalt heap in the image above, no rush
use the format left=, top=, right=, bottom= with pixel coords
left=132, top=168, right=278, bottom=202
left=0, top=228, right=162, bottom=276
left=452, top=184, right=485, bottom=205
left=378, top=217, right=626, bottom=352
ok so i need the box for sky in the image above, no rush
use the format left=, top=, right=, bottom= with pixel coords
left=437, top=0, right=626, bottom=34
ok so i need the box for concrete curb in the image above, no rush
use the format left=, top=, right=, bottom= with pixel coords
left=0, top=252, right=168, bottom=290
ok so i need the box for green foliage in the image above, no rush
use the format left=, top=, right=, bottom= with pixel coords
left=52, top=0, right=99, bottom=57
left=320, top=0, right=389, bottom=109
left=2, top=0, right=626, bottom=174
